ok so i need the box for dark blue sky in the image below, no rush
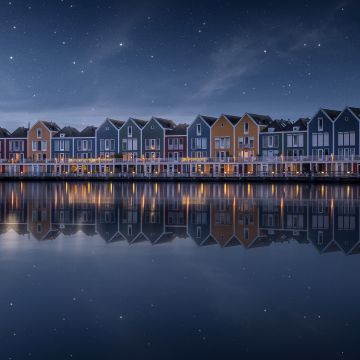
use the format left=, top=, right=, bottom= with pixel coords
left=0, top=0, right=359, bottom=129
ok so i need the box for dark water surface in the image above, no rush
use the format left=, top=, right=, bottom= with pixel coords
left=0, top=181, right=359, bottom=359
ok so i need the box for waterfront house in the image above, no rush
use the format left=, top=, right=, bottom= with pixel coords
left=283, top=118, right=309, bottom=158
left=187, top=115, right=217, bottom=174
left=74, top=126, right=97, bottom=159
left=308, top=108, right=341, bottom=160
left=235, top=113, right=272, bottom=174
left=96, top=118, right=124, bottom=158
left=334, top=107, right=360, bottom=163
left=165, top=123, right=188, bottom=174
left=142, top=117, right=175, bottom=173
left=52, top=126, right=80, bottom=161
left=28, top=120, right=60, bottom=161
left=0, top=127, right=11, bottom=161
left=6, top=127, right=28, bottom=162
left=259, top=119, right=288, bottom=159
left=119, top=117, right=147, bottom=161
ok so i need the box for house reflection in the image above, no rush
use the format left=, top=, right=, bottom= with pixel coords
left=1, top=181, right=360, bottom=255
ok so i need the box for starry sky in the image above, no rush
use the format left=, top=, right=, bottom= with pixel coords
left=0, top=0, right=359, bottom=130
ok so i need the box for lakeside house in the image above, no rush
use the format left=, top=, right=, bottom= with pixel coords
left=96, top=118, right=124, bottom=158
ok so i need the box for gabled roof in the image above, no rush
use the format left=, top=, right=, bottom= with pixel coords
left=165, top=123, right=188, bottom=136
left=261, top=119, right=290, bottom=133
left=11, top=126, right=28, bottom=138
left=246, top=113, right=273, bottom=126
left=152, top=117, right=176, bottom=129
left=284, top=118, right=309, bottom=132
left=200, top=115, right=217, bottom=127
left=348, top=107, right=360, bottom=118
left=130, top=118, right=147, bottom=129
left=0, top=127, right=11, bottom=138
left=222, top=114, right=242, bottom=126
left=321, top=108, right=341, bottom=121
left=42, top=121, right=61, bottom=132
left=107, top=118, right=124, bottom=129
left=54, top=126, right=81, bottom=138
left=80, top=125, right=97, bottom=137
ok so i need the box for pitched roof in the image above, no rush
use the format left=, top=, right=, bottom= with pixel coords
left=11, top=126, right=28, bottom=138
left=80, top=125, right=97, bottom=137
left=200, top=115, right=217, bottom=127
left=321, top=109, right=341, bottom=121
left=130, top=118, right=147, bottom=128
left=165, top=123, right=188, bottom=136
left=247, top=113, right=273, bottom=125
left=262, top=119, right=290, bottom=133
left=42, top=121, right=61, bottom=132
left=348, top=107, right=360, bottom=118
left=0, top=127, right=11, bottom=138
left=222, top=114, right=242, bottom=126
left=152, top=117, right=176, bottom=129
left=53, top=126, right=81, bottom=138
left=107, top=118, right=124, bottom=129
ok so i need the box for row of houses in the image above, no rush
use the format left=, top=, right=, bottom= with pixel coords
left=0, top=106, right=359, bottom=164
left=0, top=182, right=358, bottom=255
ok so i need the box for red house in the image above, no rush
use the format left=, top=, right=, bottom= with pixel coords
left=165, top=123, right=188, bottom=174
left=0, top=127, right=10, bottom=161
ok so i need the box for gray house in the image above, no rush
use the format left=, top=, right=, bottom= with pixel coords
left=96, top=118, right=124, bottom=158
left=142, top=117, right=175, bottom=159
left=334, top=107, right=360, bottom=158
left=283, top=118, right=309, bottom=157
left=52, top=126, right=80, bottom=161
left=119, top=117, right=147, bottom=160
left=187, top=115, right=217, bottom=158
left=259, top=119, right=289, bottom=158
left=74, top=126, right=97, bottom=159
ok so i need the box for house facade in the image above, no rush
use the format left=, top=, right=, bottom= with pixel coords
left=96, top=118, right=124, bottom=158
left=259, top=120, right=288, bottom=159
left=28, top=121, right=60, bottom=161
left=142, top=117, right=175, bottom=160
left=235, top=113, right=272, bottom=161
left=119, top=118, right=147, bottom=160
left=334, top=107, right=360, bottom=159
left=308, top=108, right=341, bottom=159
left=211, top=114, right=241, bottom=162
left=283, top=118, right=309, bottom=157
left=74, top=126, right=96, bottom=159
left=52, top=126, right=80, bottom=161
left=6, top=127, right=28, bottom=161
left=187, top=115, right=216, bottom=159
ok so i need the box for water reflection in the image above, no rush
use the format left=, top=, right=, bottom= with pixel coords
left=1, top=181, right=360, bottom=255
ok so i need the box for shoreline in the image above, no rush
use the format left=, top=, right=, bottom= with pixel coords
left=0, top=174, right=359, bottom=183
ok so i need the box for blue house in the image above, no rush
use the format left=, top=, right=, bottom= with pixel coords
left=308, top=108, right=341, bottom=159
left=334, top=107, right=360, bottom=159
left=96, top=118, right=124, bottom=158
left=187, top=115, right=217, bottom=158
left=52, top=126, right=80, bottom=161
left=74, top=126, right=96, bottom=159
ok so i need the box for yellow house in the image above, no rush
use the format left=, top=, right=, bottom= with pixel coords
left=235, top=113, right=272, bottom=167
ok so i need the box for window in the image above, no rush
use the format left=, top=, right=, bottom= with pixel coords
left=244, top=122, right=249, bottom=134
left=318, top=117, right=323, bottom=131
left=191, top=138, right=195, bottom=150
left=312, top=134, right=317, bottom=147
left=128, top=126, right=132, bottom=137
left=36, top=128, right=42, bottom=138
left=41, top=141, right=47, bottom=151
left=201, top=138, right=207, bottom=150
left=196, top=124, right=201, bottom=136
left=122, top=139, right=127, bottom=151
left=32, top=141, right=37, bottom=151
left=145, top=139, right=150, bottom=150
left=268, top=135, right=273, bottom=147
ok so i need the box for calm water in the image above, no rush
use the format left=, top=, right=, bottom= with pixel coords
left=0, top=181, right=360, bottom=359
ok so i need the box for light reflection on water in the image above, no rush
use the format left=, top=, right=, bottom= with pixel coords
left=0, top=181, right=360, bottom=359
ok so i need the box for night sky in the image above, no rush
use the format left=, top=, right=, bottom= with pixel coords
left=0, top=0, right=359, bottom=130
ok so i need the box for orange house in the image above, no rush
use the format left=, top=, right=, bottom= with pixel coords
left=211, top=114, right=241, bottom=174
left=235, top=113, right=272, bottom=161
left=28, top=120, right=60, bottom=161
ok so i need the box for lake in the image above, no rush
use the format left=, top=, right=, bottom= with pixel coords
left=0, top=181, right=359, bottom=359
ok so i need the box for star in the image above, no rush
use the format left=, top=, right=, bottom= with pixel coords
left=9, top=56, right=14, bottom=60
left=119, top=42, right=124, bottom=47
left=263, top=49, right=268, bottom=54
